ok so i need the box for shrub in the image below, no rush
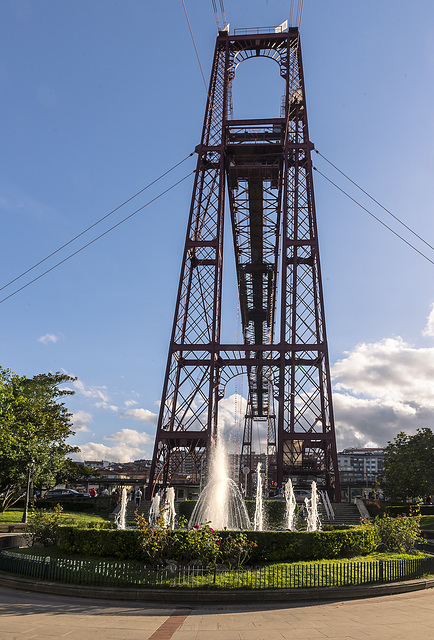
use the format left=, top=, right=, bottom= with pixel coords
left=218, top=532, right=257, bottom=567
left=172, top=524, right=221, bottom=564
left=177, top=501, right=196, bottom=522
left=370, top=515, right=421, bottom=553
left=134, top=511, right=171, bottom=562
left=239, top=528, right=376, bottom=563
left=26, top=503, right=64, bottom=547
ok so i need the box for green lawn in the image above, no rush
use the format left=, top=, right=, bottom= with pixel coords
left=0, top=508, right=110, bottom=527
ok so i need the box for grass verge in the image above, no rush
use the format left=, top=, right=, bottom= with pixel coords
left=0, top=508, right=110, bottom=527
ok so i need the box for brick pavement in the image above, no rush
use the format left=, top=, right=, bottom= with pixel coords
left=1, top=584, right=434, bottom=640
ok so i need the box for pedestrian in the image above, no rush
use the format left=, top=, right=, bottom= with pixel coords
left=135, top=488, right=142, bottom=508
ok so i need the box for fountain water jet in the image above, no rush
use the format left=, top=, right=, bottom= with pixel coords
left=189, top=435, right=250, bottom=530
left=115, top=487, right=127, bottom=530
left=305, top=481, right=321, bottom=531
left=148, top=493, right=161, bottom=524
left=284, top=479, right=297, bottom=530
left=253, top=463, right=264, bottom=531
left=162, top=487, right=176, bottom=529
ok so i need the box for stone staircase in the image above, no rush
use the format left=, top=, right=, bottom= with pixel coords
left=326, top=502, right=361, bottom=525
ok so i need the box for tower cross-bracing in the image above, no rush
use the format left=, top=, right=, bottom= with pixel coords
left=146, top=26, right=341, bottom=501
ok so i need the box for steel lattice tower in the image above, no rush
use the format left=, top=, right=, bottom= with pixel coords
left=146, top=26, right=341, bottom=501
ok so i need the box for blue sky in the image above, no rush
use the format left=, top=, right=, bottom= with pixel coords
left=2, top=0, right=434, bottom=461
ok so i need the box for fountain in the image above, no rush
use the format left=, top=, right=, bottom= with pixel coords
left=115, top=487, right=127, bottom=530
left=305, top=481, right=321, bottom=532
left=284, top=479, right=297, bottom=530
left=162, top=487, right=176, bottom=529
left=189, top=434, right=250, bottom=530
left=253, top=463, right=264, bottom=531
left=148, top=492, right=161, bottom=525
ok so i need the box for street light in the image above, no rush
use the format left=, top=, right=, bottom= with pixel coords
left=22, top=458, right=35, bottom=524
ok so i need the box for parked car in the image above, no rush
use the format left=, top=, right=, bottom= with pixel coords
left=293, top=489, right=312, bottom=502
left=43, top=488, right=90, bottom=499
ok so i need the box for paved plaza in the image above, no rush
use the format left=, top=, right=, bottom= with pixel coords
left=1, top=584, right=434, bottom=640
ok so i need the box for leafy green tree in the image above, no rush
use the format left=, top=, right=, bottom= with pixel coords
left=383, top=428, right=434, bottom=501
left=55, top=459, right=98, bottom=486
left=0, top=367, right=79, bottom=511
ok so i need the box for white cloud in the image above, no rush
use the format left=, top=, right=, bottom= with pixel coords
left=73, top=379, right=110, bottom=403
left=331, top=331, right=434, bottom=449
left=71, top=442, right=148, bottom=463
left=124, top=407, right=158, bottom=424
left=423, top=302, right=434, bottom=337
left=218, top=394, right=248, bottom=432
left=38, top=333, right=61, bottom=345
left=95, top=401, right=119, bottom=412
left=104, top=428, right=152, bottom=447
left=72, top=410, right=92, bottom=433
left=332, top=337, right=434, bottom=407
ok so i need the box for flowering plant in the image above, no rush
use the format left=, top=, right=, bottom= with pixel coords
left=26, top=503, right=64, bottom=547
left=218, top=532, right=257, bottom=568
left=362, top=513, right=421, bottom=553
left=174, top=522, right=221, bottom=564
left=135, top=510, right=171, bottom=562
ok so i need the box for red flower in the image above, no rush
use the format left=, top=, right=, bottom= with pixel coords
left=194, top=524, right=200, bottom=529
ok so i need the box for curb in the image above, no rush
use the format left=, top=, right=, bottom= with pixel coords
left=1, top=572, right=434, bottom=604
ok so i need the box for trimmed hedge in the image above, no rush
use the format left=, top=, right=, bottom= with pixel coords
left=32, top=497, right=116, bottom=514
left=57, top=526, right=376, bottom=564
left=385, top=505, right=434, bottom=517
left=364, top=502, right=434, bottom=519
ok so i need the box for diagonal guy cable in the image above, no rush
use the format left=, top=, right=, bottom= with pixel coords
left=0, top=152, right=194, bottom=293
left=0, top=171, right=195, bottom=305
left=313, top=166, right=434, bottom=268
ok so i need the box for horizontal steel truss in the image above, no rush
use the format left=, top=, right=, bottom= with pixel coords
left=146, top=29, right=340, bottom=501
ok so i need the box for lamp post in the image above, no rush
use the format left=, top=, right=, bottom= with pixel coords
left=22, top=458, right=35, bottom=524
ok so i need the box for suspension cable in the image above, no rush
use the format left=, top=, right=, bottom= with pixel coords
left=296, top=0, right=304, bottom=28
left=182, top=0, right=209, bottom=96
left=313, top=166, right=434, bottom=267
left=211, top=0, right=221, bottom=30
left=219, top=0, right=227, bottom=27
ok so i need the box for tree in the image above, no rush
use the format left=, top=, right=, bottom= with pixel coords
left=383, top=428, right=434, bottom=501
left=55, top=459, right=98, bottom=485
left=0, top=367, right=79, bottom=511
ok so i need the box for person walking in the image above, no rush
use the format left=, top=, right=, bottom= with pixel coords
left=135, top=488, right=142, bottom=509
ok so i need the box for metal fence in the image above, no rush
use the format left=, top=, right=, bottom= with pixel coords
left=1, top=551, right=434, bottom=590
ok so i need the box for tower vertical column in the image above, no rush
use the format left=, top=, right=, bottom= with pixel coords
left=146, top=35, right=230, bottom=497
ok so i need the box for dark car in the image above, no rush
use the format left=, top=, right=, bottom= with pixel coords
left=43, top=488, right=89, bottom=499
left=293, top=489, right=312, bottom=502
